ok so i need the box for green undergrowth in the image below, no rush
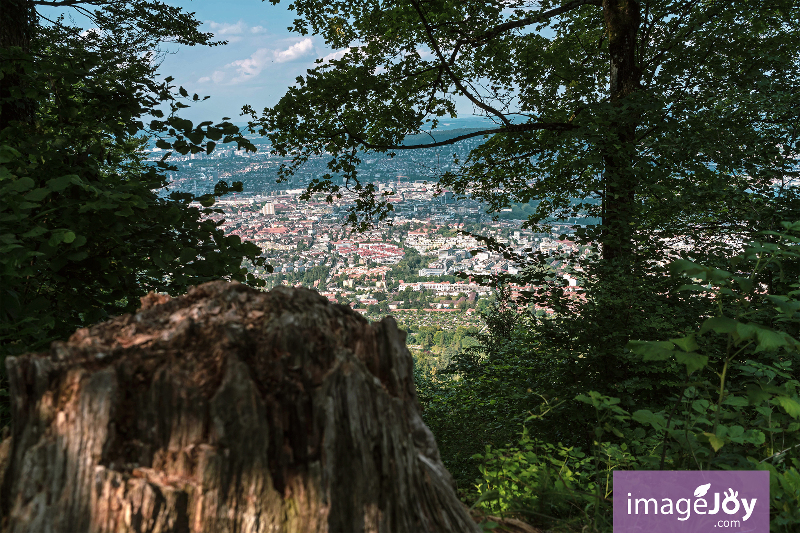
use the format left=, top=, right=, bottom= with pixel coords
left=420, top=222, right=800, bottom=532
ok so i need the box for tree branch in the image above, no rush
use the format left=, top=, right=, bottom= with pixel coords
left=33, top=0, right=111, bottom=6
left=342, top=122, right=576, bottom=151
left=464, top=0, right=602, bottom=46
left=409, top=0, right=513, bottom=126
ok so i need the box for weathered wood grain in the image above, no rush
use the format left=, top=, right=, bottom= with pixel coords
left=0, top=281, right=478, bottom=533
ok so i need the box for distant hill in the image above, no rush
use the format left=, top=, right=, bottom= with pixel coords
left=403, top=127, right=492, bottom=146
left=147, top=116, right=505, bottom=150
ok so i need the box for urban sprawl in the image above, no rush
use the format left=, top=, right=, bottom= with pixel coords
left=151, top=132, right=593, bottom=358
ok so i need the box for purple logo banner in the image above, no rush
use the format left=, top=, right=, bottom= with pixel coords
left=614, top=470, right=769, bottom=532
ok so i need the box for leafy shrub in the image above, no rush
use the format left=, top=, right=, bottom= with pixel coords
left=455, top=222, right=800, bottom=531
left=473, top=430, right=602, bottom=530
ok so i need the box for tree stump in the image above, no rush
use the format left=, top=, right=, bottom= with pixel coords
left=0, top=281, right=478, bottom=533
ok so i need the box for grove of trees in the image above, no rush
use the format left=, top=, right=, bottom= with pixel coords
left=0, top=1, right=267, bottom=425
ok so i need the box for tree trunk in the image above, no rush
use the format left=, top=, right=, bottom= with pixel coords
left=601, top=0, right=642, bottom=263
left=0, top=281, right=479, bottom=533
left=0, top=0, right=36, bottom=130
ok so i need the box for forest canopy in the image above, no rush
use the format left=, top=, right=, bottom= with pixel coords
left=253, top=0, right=800, bottom=264
left=253, top=0, right=800, bottom=432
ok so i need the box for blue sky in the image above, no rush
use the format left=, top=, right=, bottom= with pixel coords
left=38, top=0, right=350, bottom=122
left=158, top=0, right=339, bottom=122
left=40, top=0, right=480, bottom=125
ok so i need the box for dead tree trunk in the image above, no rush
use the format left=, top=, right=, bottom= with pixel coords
left=0, top=281, right=479, bottom=533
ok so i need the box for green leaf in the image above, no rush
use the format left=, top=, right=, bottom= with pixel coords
left=179, top=247, right=197, bottom=263
left=575, top=393, right=596, bottom=406
left=774, top=396, right=800, bottom=419
left=766, top=295, right=800, bottom=317
left=727, top=425, right=745, bottom=439
left=704, top=432, right=725, bottom=452
left=632, top=409, right=667, bottom=430
left=700, top=316, right=738, bottom=335
left=734, top=276, right=753, bottom=294
left=471, top=490, right=501, bottom=509
left=722, top=396, right=748, bottom=407
left=21, top=226, right=48, bottom=238
left=674, top=352, right=708, bottom=375
left=752, top=326, right=797, bottom=353
left=186, top=131, right=204, bottom=145
left=670, top=259, right=732, bottom=282
left=9, top=176, right=35, bottom=192
left=174, top=141, right=190, bottom=155
left=171, top=117, right=192, bottom=131
left=0, top=244, right=23, bottom=254
left=24, top=188, right=50, bottom=202
left=48, top=231, right=72, bottom=247
left=206, top=127, right=222, bottom=141
left=46, top=174, right=77, bottom=191
left=671, top=334, right=699, bottom=352
left=743, top=430, right=765, bottom=446
left=747, top=385, right=773, bottom=405
left=0, top=145, right=21, bottom=163
left=627, top=340, right=675, bottom=360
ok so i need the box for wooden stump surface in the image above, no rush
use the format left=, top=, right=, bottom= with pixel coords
left=0, top=281, right=479, bottom=533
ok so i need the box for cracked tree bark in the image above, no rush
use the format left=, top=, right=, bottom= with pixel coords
left=0, top=281, right=478, bottom=533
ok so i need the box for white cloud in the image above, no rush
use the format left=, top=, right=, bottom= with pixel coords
left=227, top=48, right=272, bottom=82
left=198, top=71, right=226, bottom=84
left=321, top=48, right=350, bottom=64
left=207, top=21, right=247, bottom=36
left=203, top=20, right=266, bottom=43
left=274, top=38, right=314, bottom=63
left=218, top=38, right=314, bottom=84
left=194, top=29, right=317, bottom=86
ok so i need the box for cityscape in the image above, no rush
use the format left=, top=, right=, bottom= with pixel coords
left=149, top=129, right=588, bottom=364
